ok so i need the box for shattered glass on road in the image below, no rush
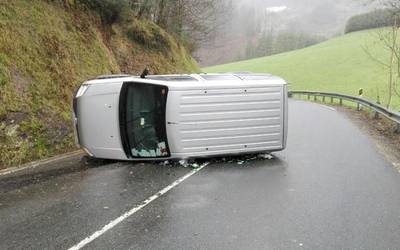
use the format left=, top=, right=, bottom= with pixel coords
left=158, top=153, right=275, bottom=169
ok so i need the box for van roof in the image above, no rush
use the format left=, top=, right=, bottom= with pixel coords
left=85, top=73, right=287, bottom=87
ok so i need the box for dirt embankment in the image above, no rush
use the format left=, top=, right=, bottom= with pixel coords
left=0, top=0, right=199, bottom=168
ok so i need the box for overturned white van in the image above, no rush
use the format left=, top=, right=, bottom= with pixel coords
left=73, top=73, right=288, bottom=160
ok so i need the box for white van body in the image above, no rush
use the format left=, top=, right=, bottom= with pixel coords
left=73, top=73, right=288, bottom=161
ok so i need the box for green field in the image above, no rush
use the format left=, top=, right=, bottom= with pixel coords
left=204, top=29, right=400, bottom=110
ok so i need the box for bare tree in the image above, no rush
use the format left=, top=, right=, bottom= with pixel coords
left=362, top=0, right=400, bottom=108
left=129, top=0, right=232, bottom=51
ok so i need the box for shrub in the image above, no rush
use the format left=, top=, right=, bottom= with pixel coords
left=345, top=9, right=395, bottom=34
left=127, top=21, right=171, bottom=51
left=77, top=0, right=130, bottom=25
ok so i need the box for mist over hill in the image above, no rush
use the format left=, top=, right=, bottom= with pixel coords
left=196, top=0, right=373, bottom=66
left=261, top=0, right=370, bottom=35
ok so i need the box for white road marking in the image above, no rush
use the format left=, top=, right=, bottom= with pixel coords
left=68, top=162, right=210, bottom=250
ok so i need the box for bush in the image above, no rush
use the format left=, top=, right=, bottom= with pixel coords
left=77, top=0, right=130, bottom=25
left=127, top=21, right=171, bottom=51
left=345, top=9, right=395, bottom=34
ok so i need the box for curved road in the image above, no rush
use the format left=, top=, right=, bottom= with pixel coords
left=1, top=100, right=400, bottom=249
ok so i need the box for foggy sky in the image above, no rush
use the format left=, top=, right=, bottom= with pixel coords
left=196, top=0, right=374, bottom=66
left=238, top=0, right=370, bottom=36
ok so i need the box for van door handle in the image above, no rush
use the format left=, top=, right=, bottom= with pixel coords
left=167, top=122, right=178, bottom=125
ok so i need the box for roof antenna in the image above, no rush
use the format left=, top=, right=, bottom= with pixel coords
left=140, top=67, right=149, bottom=79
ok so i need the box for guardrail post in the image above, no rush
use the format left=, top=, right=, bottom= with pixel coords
left=314, top=95, right=317, bottom=101
left=339, top=98, right=343, bottom=106
left=396, top=123, right=400, bottom=134
left=322, top=96, right=325, bottom=102
left=330, top=97, right=333, bottom=103
left=357, top=103, right=361, bottom=111
left=374, top=101, right=381, bottom=119
left=307, top=94, right=310, bottom=100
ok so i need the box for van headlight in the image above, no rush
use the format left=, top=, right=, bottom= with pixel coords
left=75, top=84, right=90, bottom=98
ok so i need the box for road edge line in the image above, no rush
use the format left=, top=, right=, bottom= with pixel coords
left=0, top=150, right=84, bottom=176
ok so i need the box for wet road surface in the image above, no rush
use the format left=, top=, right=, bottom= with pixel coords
left=1, top=100, right=400, bottom=250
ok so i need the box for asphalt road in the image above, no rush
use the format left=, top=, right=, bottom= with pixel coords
left=1, top=99, right=400, bottom=250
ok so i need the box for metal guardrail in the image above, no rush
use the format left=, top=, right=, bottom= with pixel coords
left=289, top=90, right=400, bottom=133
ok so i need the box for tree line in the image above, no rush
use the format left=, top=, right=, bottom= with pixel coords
left=67, top=0, right=231, bottom=52
left=242, top=32, right=324, bottom=60
left=345, top=9, right=395, bottom=33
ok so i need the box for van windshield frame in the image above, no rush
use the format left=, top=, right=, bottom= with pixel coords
left=119, top=82, right=170, bottom=159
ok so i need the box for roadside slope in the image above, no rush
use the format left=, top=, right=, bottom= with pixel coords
left=0, top=0, right=199, bottom=168
left=205, top=29, right=398, bottom=109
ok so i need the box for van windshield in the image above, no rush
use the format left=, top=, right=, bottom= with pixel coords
left=120, top=82, right=170, bottom=158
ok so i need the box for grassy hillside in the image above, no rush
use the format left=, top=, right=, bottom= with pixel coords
left=205, top=29, right=399, bottom=110
left=0, top=0, right=199, bottom=168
